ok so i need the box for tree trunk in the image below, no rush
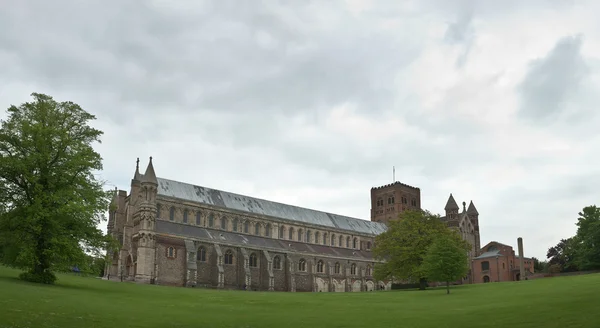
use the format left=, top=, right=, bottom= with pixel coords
left=419, top=278, right=427, bottom=290
left=446, top=281, right=450, bottom=294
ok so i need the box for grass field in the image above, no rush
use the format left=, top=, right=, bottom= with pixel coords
left=0, top=267, right=599, bottom=328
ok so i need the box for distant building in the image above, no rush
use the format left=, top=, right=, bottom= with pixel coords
left=471, top=241, right=535, bottom=283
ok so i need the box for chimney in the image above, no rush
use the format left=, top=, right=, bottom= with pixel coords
left=518, top=237, right=525, bottom=281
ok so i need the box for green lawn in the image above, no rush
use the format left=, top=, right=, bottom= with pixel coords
left=0, top=267, right=598, bottom=328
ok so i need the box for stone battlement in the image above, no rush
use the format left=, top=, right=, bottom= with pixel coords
left=371, top=181, right=420, bottom=191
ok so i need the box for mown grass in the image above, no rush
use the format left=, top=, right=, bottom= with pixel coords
left=0, top=266, right=598, bottom=328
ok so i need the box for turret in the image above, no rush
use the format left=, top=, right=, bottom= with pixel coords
left=107, top=187, right=118, bottom=233
left=130, top=158, right=142, bottom=203
left=467, top=200, right=481, bottom=255
left=444, top=193, right=459, bottom=219
left=135, top=157, right=158, bottom=284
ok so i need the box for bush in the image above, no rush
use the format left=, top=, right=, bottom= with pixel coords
left=19, top=270, right=57, bottom=284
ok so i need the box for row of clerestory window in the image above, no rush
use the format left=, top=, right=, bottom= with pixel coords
left=157, top=203, right=371, bottom=250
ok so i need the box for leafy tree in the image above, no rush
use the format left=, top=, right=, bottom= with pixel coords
left=422, top=231, right=470, bottom=294
left=373, top=209, right=451, bottom=290
left=532, top=257, right=548, bottom=273
left=573, top=206, right=600, bottom=270
left=0, top=93, right=111, bottom=284
left=546, top=237, right=579, bottom=273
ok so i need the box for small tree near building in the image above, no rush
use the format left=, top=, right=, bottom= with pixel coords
left=422, top=231, right=470, bottom=294
left=373, top=209, right=451, bottom=290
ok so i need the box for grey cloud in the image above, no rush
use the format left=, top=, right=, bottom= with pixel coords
left=517, top=35, right=590, bottom=122
left=443, top=0, right=476, bottom=67
left=0, top=0, right=425, bottom=122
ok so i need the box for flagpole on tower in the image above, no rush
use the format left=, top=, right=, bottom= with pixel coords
left=393, top=166, right=395, bottom=182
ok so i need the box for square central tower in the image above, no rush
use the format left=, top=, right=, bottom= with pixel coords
left=370, top=181, right=421, bottom=224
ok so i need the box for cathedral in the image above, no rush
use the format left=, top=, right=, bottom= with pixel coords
left=104, top=157, right=481, bottom=291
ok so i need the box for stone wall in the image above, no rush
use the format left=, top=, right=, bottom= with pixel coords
left=152, top=236, right=379, bottom=292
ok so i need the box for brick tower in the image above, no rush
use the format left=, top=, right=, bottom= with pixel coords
left=370, top=181, right=421, bottom=224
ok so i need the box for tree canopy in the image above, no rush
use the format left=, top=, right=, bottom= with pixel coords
left=574, top=206, right=600, bottom=270
left=546, top=205, right=600, bottom=273
left=422, top=231, right=470, bottom=294
left=372, top=209, right=452, bottom=289
left=0, top=93, right=111, bottom=284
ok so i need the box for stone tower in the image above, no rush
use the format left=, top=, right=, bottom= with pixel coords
left=370, top=181, right=421, bottom=224
left=444, top=193, right=459, bottom=220
left=467, top=200, right=481, bottom=255
left=134, top=157, right=158, bottom=284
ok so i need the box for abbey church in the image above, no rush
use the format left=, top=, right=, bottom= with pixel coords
left=105, top=158, right=482, bottom=291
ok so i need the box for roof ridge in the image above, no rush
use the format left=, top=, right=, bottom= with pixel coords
left=156, top=177, right=387, bottom=234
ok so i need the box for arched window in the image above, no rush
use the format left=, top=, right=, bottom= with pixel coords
left=339, top=235, right=343, bottom=247
left=249, top=253, right=258, bottom=267
left=367, top=241, right=372, bottom=250
left=224, top=250, right=233, bottom=265
left=306, top=230, right=312, bottom=243
left=315, top=232, right=320, bottom=243
left=167, top=247, right=175, bottom=258
left=273, top=256, right=281, bottom=270
left=156, top=203, right=162, bottom=218
left=208, top=213, right=214, bottom=227
left=197, top=247, right=206, bottom=262
left=233, top=218, right=238, bottom=232
left=323, top=233, right=328, bottom=245
left=244, top=221, right=249, bottom=233
left=221, top=217, right=227, bottom=230
left=317, top=260, right=324, bottom=273
left=366, top=265, right=372, bottom=276
left=183, top=210, right=188, bottom=223
left=335, top=262, right=341, bottom=274
left=353, top=238, right=358, bottom=249
left=265, top=224, right=271, bottom=237
left=351, top=263, right=357, bottom=275
left=298, top=259, right=306, bottom=272
left=481, top=261, right=490, bottom=271
left=279, top=225, right=285, bottom=239
left=254, top=222, right=260, bottom=235
left=195, top=212, right=201, bottom=225
left=169, top=207, right=175, bottom=221
left=346, top=237, right=350, bottom=248
left=289, top=227, right=294, bottom=240
left=298, top=229, right=303, bottom=242
left=331, top=234, right=336, bottom=246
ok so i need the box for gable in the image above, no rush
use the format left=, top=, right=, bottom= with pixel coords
left=156, top=177, right=387, bottom=235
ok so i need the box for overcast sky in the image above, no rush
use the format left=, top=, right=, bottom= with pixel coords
left=1, top=0, right=599, bottom=260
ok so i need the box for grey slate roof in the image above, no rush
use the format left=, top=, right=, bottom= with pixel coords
left=444, top=193, right=459, bottom=211
left=156, top=177, right=387, bottom=236
left=467, top=201, right=479, bottom=215
left=156, top=220, right=374, bottom=261
left=474, top=250, right=503, bottom=259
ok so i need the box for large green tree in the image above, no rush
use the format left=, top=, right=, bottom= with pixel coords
left=573, top=206, right=600, bottom=270
left=0, top=93, right=110, bottom=284
left=421, top=231, right=470, bottom=294
left=546, top=237, right=580, bottom=273
left=373, top=209, right=451, bottom=290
